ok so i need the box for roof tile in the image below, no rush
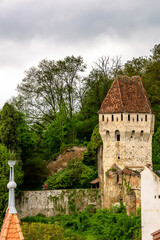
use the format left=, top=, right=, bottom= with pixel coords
left=98, top=76, right=153, bottom=114
left=0, top=209, right=24, bottom=240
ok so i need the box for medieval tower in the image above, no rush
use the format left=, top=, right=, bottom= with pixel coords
left=98, top=76, right=155, bottom=212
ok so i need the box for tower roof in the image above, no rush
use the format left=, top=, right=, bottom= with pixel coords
left=0, top=209, right=24, bottom=240
left=0, top=161, right=24, bottom=240
left=98, top=76, right=153, bottom=114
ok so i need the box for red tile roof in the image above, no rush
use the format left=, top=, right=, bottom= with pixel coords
left=0, top=209, right=24, bottom=240
left=151, top=229, right=160, bottom=240
left=98, top=76, right=153, bottom=114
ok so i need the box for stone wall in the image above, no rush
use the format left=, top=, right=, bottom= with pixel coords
left=16, top=189, right=102, bottom=219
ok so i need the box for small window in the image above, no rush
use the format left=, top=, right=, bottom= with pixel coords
left=131, top=130, right=135, bottom=139
left=117, top=153, right=120, bottom=159
left=145, top=115, right=147, bottom=122
left=121, top=114, right=123, bottom=121
left=117, top=174, right=119, bottom=182
left=141, top=117, right=143, bottom=121
left=128, top=114, right=130, bottom=121
left=102, top=115, right=104, bottom=121
left=137, top=115, right=139, bottom=121
left=117, top=134, right=120, bottom=141
left=112, top=115, right=114, bottom=121
left=106, top=131, right=110, bottom=139
left=159, top=195, right=160, bottom=199
left=140, top=130, right=144, bottom=137
left=155, top=195, right=156, bottom=198
left=115, top=130, right=120, bottom=141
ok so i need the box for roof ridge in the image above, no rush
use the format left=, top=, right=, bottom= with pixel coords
left=139, top=76, right=152, bottom=113
left=116, top=75, right=124, bottom=112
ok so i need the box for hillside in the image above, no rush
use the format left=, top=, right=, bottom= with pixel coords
left=47, top=146, right=87, bottom=175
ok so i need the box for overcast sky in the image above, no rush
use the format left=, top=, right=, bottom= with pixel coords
left=0, top=0, right=160, bottom=108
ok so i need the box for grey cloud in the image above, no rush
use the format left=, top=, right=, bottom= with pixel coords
left=0, top=0, right=160, bottom=43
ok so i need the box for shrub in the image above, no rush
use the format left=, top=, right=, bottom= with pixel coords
left=22, top=222, right=69, bottom=240
left=46, top=158, right=97, bottom=189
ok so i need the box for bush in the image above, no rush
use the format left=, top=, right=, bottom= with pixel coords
left=22, top=222, right=69, bottom=240
left=46, top=158, right=97, bottom=189
left=83, top=124, right=102, bottom=166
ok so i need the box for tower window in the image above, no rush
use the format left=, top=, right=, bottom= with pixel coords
left=121, top=114, right=123, bottom=121
left=115, top=130, right=120, bottom=141
left=117, top=134, right=120, bottom=141
left=117, top=174, right=119, bottom=182
left=140, top=130, right=144, bottom=138
left=145, top=115, right=147, bottom=121
left=137, top=115, right=139, bottom=121
left=106, top=130, right=110, bottom=139
left=102, top=115, right=104, bottom=121
left=117, top=153, right=120, bottom=159
left=112, top=115, right=114, bottom=121
left=128, top=114, right=130, bottom=121
left=131, top=130, right=135, bottom=139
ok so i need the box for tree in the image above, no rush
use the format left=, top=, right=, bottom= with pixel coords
left=123, top=57, right=148, bottom=77
left=0, top=103, right=21, bottom=156
left=16, top=56, right=86, bottom=124
left=80, top=56, right=122, bottom=120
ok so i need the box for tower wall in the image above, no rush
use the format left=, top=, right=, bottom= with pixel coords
left=99, top=112, right=154, bottom=209
left=99, top=112, right=154, bottom=172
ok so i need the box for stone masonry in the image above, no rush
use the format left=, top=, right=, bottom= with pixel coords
left=16, top=189, right=101, bottom=219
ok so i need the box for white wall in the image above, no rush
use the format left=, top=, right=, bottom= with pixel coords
left=141, top=167, right=160, bottom=240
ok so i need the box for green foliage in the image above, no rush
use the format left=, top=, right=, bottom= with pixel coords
left=0, top=144, right=23, bottom=226
left=22, top=222, right=69, bottom=240
left=152, top=126, right=160, bottom=171
left=83, top=124, right=102, bottom=166
left=0, top=103, right=21, bottom=156
left=22, top=205, right=141, bottom=240
left=22, top=156, right=48, bottom=190
left=46, top=158, right=97, bottom=189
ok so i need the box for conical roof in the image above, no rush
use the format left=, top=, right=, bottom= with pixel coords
left=98, top=76, right=153, bottom=114
left=0, top=209, right=24, bottom=240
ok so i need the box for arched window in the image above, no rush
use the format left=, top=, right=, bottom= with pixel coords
left=131, top=130, right=135, bottom=139
left=106, top=130, right=110, bottom=139
left=140, top=130, right=144, bottom=141
left=115, top=130, right=120, bottom=141
left=140, top=130, right=144, bottom=137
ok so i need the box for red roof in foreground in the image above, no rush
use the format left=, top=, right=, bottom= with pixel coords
left=151, top=229, right=160, bottom=240
left=0, top=209, right=24, bottom=240
left=98, top=76, right=153, bottom=114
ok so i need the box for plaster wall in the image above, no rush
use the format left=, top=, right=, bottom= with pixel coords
left=16, top=189, right=101, bottom=219
left=141, top=167, right=160, bottom=240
